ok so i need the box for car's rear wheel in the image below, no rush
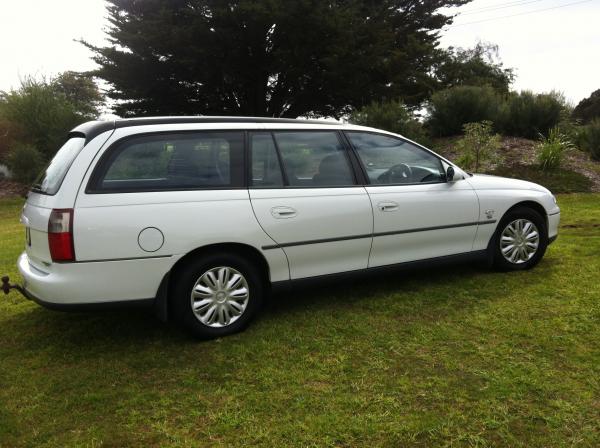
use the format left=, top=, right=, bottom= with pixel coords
left=172, top=253, right=263, bottom=339
left=492, top=207, right=548, bottom=271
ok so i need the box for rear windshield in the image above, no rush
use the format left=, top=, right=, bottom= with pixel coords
left=31, top=137, right=86, bottom=195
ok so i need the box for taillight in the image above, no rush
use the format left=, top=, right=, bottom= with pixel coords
left=48, top=208, right=75, bottom=262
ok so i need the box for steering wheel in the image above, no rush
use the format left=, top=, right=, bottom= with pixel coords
left=378, top=163, right=412, bottom=183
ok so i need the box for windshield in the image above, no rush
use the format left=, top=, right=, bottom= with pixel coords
left=31, top=137, right=86, bottom=195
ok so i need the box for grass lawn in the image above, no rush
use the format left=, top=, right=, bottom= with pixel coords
left=1, top=194, right=599, bottom=447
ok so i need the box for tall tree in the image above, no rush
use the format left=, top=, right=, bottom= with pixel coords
left=435, top=42, right=515, bottom=94
left=573, top=89, right=600, bottom=124
left=52, top=71, right=104, bottom=119
left=85, top=0, right=471, bottom=118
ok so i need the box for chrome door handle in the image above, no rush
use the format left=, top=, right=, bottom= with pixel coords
left=271, top=206, right=298, bottom=219
left=377, top=201, right=399, bottom=212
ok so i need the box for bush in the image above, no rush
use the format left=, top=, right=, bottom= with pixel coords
left=427, top=86, right=500, bottom=137
left=350, top=100, right=430, bottom=145
left=536, top=127, right=573, bottom=171
left=498, top=91, right=567, bottom=139
left=0, top=78, right=83, bottom=161
left=454, top=121, right=502, bottom=172
left=0, top=74, right=102, bottom=169
left=577, top=118, right=600, bottom=160
left=6, top=144, right=45, bottom=184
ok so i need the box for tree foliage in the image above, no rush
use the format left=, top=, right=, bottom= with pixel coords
left=0, top=75, right=102, bottom=175
left=573, top=89, right=600, bottom=124
left=85, top=0, right=472, bottom=118
left=349, top=99, right=429, bottom=144
left=1, top=78, right=81, bottom=160
left=52, top=71, right=103, bottom=119
left=435, top=42, right=514, bottom=94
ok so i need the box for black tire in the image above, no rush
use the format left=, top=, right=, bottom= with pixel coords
left=491, top=206, right=548, bottom=271
left=171, top=253, right=263, bottom=339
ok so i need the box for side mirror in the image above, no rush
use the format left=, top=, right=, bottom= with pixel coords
left=446, top=166, right=455, bottom=182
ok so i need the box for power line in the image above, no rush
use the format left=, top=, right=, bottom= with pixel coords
left=447, top=0, right=594, bottom=28
left=460, top=0, right=547, bottom=16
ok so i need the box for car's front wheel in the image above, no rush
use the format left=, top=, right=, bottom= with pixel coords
left=172, top=253, right=263, bottom=339
left=492, top=207, right=548, bottom=271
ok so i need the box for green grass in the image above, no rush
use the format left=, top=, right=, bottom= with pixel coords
left=1, top=195, right=600, bottom=447
left=491, top=165, right=593, bottom=193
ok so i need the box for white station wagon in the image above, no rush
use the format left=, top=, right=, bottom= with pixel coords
left=2, top=117, right=560, bottom=338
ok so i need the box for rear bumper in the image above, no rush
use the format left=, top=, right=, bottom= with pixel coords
left=17, top=252, right=173, bottom=307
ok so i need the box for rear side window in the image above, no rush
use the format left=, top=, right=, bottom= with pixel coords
left=273, top=131, right=355, bottom=187
left=250, top=133, right=284, bottom=188
left=32, top=137, right=86, bottom=195
left=88, top=132, right=244, bottom=192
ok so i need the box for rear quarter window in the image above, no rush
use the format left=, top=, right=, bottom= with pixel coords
left=31, top=137, right=86, bottom=195
left=88, top=131, right=244, bottom=193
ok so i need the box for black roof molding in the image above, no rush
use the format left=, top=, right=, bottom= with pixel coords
left=70, top=116, right=340, bottom=144
left=68, top=120, right=115, bottom=144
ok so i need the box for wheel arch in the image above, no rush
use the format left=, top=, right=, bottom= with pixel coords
left=502, top=200, right=549, bottom=230
left=153, top=242, right=272, bottom=322
left=485, top=200, right=549, bottom=255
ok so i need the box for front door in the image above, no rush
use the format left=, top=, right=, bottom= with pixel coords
left=248, top=130, right=373, bottom=279
left=345, top=131, right=480, bottom=268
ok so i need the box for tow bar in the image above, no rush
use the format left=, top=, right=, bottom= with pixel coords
left=1, top=276, right=26, bottom=298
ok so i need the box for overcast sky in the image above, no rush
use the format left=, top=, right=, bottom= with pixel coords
left=1, top=0, right=598, bottom=110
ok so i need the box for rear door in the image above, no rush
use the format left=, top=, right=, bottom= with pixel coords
left=73, top=129, right=249, bottom=263
left=345, top=131, right=480, bottom=267
left=248, top=130, right=373, bottom=279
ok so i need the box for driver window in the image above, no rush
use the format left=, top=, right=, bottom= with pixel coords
left=347, top=132, right=444, bottom=185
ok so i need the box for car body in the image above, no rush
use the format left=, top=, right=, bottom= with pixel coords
left=15, top=117, right=560, bottom=338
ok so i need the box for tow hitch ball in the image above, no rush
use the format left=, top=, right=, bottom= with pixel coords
left=1, top=276, right=26, bottom=297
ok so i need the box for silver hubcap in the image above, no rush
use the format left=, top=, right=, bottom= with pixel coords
left=190, top=266, right=249, bottom=328
left=500, top=219, right=540, bottom=264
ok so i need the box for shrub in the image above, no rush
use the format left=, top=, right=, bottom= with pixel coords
left=350, top=100, right=430, bottom=145
left=498, top=91, right=567, bottom=139
left=0, top=78, right=82, bottom=161
left=0, top=75, right=102, bottom=166
left=576, top=118, right=600, bottom=160
left=0, top=118, right=25, bottom=164
left=454, top=121, right=502, bottom=172
left=536, top=127, right=573, bottom=171
left=427, top=86, right=500, bottom=137
left=6, top=144, right=45, bottom=184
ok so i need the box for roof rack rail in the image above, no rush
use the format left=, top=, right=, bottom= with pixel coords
left=69, top=116, right=340, bottom=143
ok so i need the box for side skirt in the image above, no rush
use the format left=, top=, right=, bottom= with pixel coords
left=271, top=250, right=489, bottom=294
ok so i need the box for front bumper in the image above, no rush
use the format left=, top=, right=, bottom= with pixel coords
left=547, top=211, right=560, bottom=243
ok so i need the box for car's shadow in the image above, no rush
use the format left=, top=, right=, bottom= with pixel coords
left=2, top=258, right=559, bottom=351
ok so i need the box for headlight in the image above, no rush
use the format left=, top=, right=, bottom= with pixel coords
left=552, top=195, right=558, bottom=205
